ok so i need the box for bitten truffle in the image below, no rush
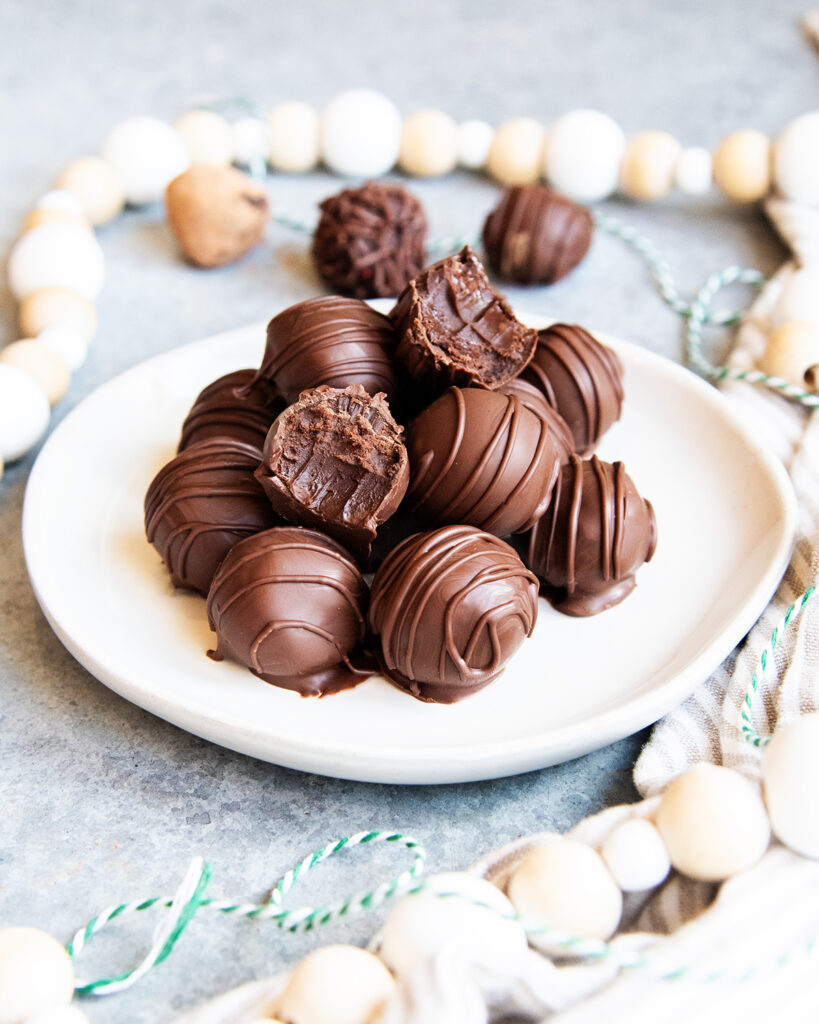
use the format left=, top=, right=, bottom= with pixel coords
left=482, top=184, right=594, bottom=284
left=369, top=525, right=539, bottom=703
left=144, top=438, right=279, bottom=596
left=312, top=181, right=428, bottom=298
left=207, top=526, right=372, bottom=696
left=526, top=455, right=657, bottom=616
left=177, top=369, right=286, bottom=453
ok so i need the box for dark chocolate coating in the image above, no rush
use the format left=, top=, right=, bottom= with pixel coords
left=253, top=296, right=399, bottom=406
left=406, top=386, right=560, bottom=536
left=312, top=181, right=428, bottom=298
left=207, top=526, right=373, bottom=696
left=255, top=385, right=409, bottom=557
left=498, top=377, right=575, bottom=464
left=522, top=323, right=624, bottom=455
left=482, top=185, right=593, bottom=285
left=144, top=438, right=279, bottom=596
left=526, top=455, right=657, bottom=617
left=177, top=369, right=286, bottom=453
left=369, top=525, right=539, bottom=703
left=390, top=246, right=537, bottom=397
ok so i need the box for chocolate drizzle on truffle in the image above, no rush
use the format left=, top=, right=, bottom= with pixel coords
left=177, top=369, right=286, bottom=453
left=498, top=377, right=575, bottom=464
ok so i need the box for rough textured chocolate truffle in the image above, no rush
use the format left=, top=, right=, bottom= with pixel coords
left=526, top=455, right=657, bottom=617
left=498, top=377, right=575, bottom=464
left=207, top=527, right=372, bottom=696
left=482, top=185, right=594, bottom=284
left=177, top=369, right=286, bottom=453
left=522, top=323, right=624, bottom=455
left=253, top=296, right=399, bottom=406
left=144, top=438, right=279, bottom=596
left=312, top=181, right=427, bottom=298
left=369, top=525, right=539, bottom=703
left=391, top=246, right=537, bottom=396
left=406, top=386, right=560, bottom=536
left=255, top=385, right=409, bottom=557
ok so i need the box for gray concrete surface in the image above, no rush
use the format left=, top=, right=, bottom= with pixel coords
left=0, top=0, right=809, bottom=1019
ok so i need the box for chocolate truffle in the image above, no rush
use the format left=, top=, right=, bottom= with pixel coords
left=526, top=455, right=657, bottom=617
left=369, top=525, right=539, bottom=703
left=253, top=296, right=399, bottom=406
left=144, top=438, right=279, bottom=596
left=498, top=377, right=575, bottom=464
left=482, top=185, right=594, bottom=285
left=391, top=246, right=538, bottom=396
left=255, top=385, right=409, bottom=557
left=177, top=369, right=286, bottom=453
left=312, top=181, right=428, bottom=298
left=406, top=386, right=560, bottom=536
left=207, top=527, right=372, bottom=696
left=522, top=323, right=624, bottom=455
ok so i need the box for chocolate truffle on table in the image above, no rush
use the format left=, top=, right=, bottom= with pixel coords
left=498, top=377, right=575, bottom=464
left=312, top=180, right=427, bottom=298
left=369, top=525, right=539, bottom=703
left=482, top=184, right=594, bottom=285
left=390, top=246, right=538, bottom=397
left=406, top=386, right=560, bottom=536
left=144, top=437, right=280, bottom=596
left=255, top=385, right=409, bottom=558
left=207, top=527, right=372, bottom=696
left=177, top=369, right=286, bottom=453
left=526, top=454, right=657, bottom=617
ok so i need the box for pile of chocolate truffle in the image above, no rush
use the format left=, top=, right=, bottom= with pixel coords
left=145, top=240, right=656, bottom=705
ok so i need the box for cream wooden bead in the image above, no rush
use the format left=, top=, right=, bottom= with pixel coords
left=8, top=224, right=104, bottom=301
left=457, top=119, right=493, bottom=170
left=486, top=117, right=546, bottom=186
left=321, top=89, right=402, bottom=177
left=22, top=1007, right=90, bottom=1024
left=22, top=208, right=91, bottom=234
left=775, top=112, right=819, bottom=205
left=267, top=101, right=320, bottom=172
left=762, top=713, right=819, bottom=858
left=35, top=190, right=85, bottom=216
left=277, top=945, right=396, bottom=1024
left=0, top=364, right=50, bottom=461
left=545, top=109, right=625, bottom=202
left=174, top=110, right=234, bottom=167
left=399, top=110, right=458, bottom=177
left=102, top=116, right=188, bottom=205
left=712, top=130, right=771, bottom=203
left=36, top=326, right=90, bottom=372
left=772, top=267, right=819, bottom=328
left=0, top=927, right=74, bottom=1024
left=759, top=321, right=819, bottom=390
left=232, top=116, right=270, bottom=168
left=601, top=817, right=671, bottom=892
left=55, top=156, right=124, bottom=225
left=620, top=131, right=682, bottom=201
left=1, top=340, right=70, bottom=406
left=20, top=287, right=97, bottom=343
left=674, top=146, right=713, bottom=195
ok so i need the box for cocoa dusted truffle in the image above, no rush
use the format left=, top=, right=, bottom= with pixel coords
left=526, top=455, right=657, bottom=617
left=177, top=369, right=286, bottom=453
left=144, top=438, right=280, bottom=596
left=312, top=181, right=428, bottom=298
left=255, top=385, right=409, bottom=557
left=207, top=527, right=372, bottom=696
left=482, top=185, right=594, bottom=285
left=390, top=246, right=537, bottom=397
left=498, top=377, right=575, bottom=464
left=369, top=525, right=539, bottom=703
left=406, top=386, right=560, bottom=536
left=252, top=296, right=399, bottom=406
left=522, top=323, right=624, bottom=455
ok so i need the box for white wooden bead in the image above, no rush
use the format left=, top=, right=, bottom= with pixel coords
left=232, top=116, right=270, bottom=168
left=545, top=109, right=625, bottom=202
left=0, top=364, right=51, bottom=461
left=321, top=90, right=402, bottom=177
left=267, top=101, right=320, bottom=173
left=775, top=112, right=819, bottom=205
left=674, top=146, right=713, bottom=195
left=22, top=208, right=91, bottom=234
left=174, top=110, right=234, bottom=167
left=771, top=268, right=819, bottom=328
left=0, top=340, right=70, bottom=406
left=508, top=838, right=622, bottom=947
left=0, top=927, right=74, bottom=1024
left=8, top=224, right=104, bottom=301
left=22, top=1007, right=90, bottom=1024
left=620, top=131, right=682, bottom=201
left=101, top=116, right=188, bottom=205
left=759, top=321, right=819, bottom=389
left=55, top=156, right=124, bottom=225
left=601, top=818, right=671, bottom=892
left=277, top=945, right=395, bottom=1024
left=486, top=117, right=546, bottom=186
left=20, top=288, right=97, bottom=343
left=36, top=326, right=90, bottom=372
left=655, top=763, right=771, bottom=882
left=762, top=713, right=819, bottom=858
left=35, top=190, right=85, bottom=217
left=457, top=119, right=494, bottom=170
left=713, top=130, right=771, bottom=203
left=399, top=110, right=458, bottom=177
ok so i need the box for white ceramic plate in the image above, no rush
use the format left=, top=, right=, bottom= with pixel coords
left=23, top=314, right=797, bottom=784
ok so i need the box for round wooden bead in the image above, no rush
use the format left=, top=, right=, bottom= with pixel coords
left=772, top=268, right=819, bottom=328
left=674, top=146, right=713, bottom=196
left=0, top=340, right=70, bottom=406
left=55, top=156, right=124, bottom=225
left=267, top=101, right=320, bottom=172
left=35, top=190, right=84, bottom=216
left=174, top=110, right=234, bottom=167
left=713, top=130, right=771, bottom=203
left=101, top=116, right=188, bottom=205
left=0, top=364, right=51, bottom=461
left=655, top=763, right=770, bottom=882
left=8, top=224, right=104, bottom=302
left=22, top=208, right=91, bottom=234
left=321, top=89, right=402, bottom=177
left=399, top=110, right=458, bottom=177
left=277, top=945, right=396, bottom=1024
left=775, top=112, right=819, bottom=204
left=762, top=713, right=819, bottom=858
left=620, top=131, right=682, bottom=201
left=232, top=116, right=270, bottom=167
left=22, top=1007, right=90, bottom=1024
left=0, top=927, right=74, bottom=1024
left=600, top=817, right=671, bottom=892
left=19, top=287, right=97, bottom=343
left=36, top=326, right=90, bottom=372
left=486, top=117, right=546, bottom=185
left=759, top=321, right=819, bottom=389
left=457, top=119, right=494, bottom=170
left=545, top=109, right=625, bottom=202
